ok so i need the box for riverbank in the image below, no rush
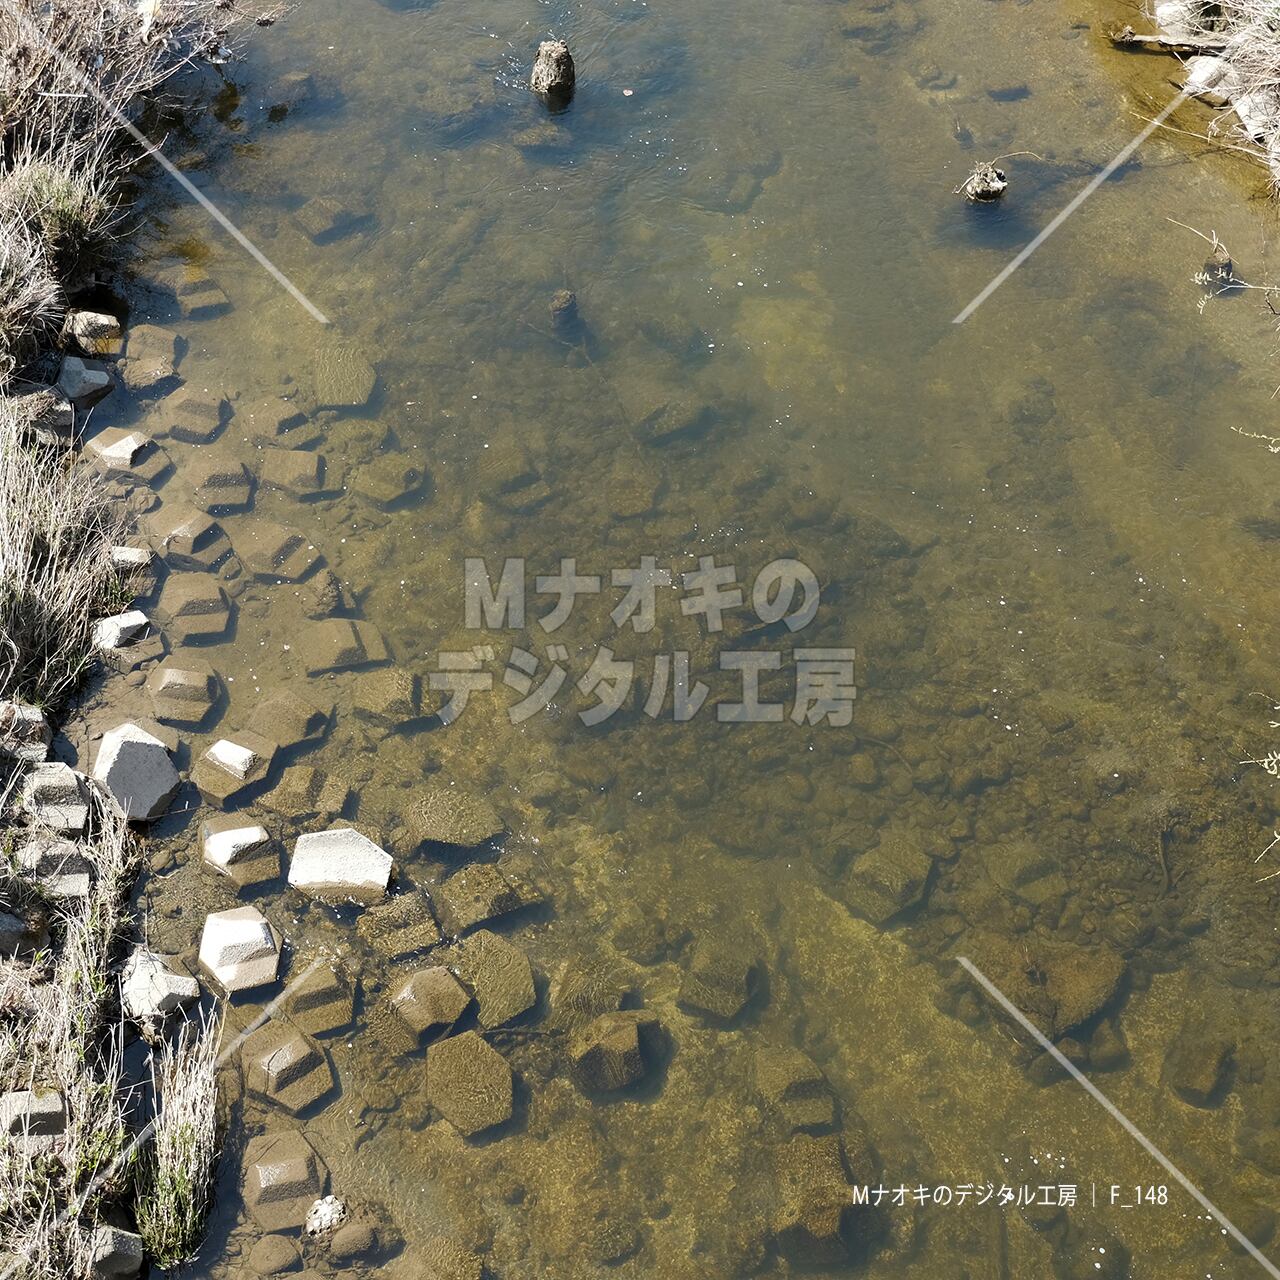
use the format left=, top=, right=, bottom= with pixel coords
left=0, top=3, right=248, bottom=1275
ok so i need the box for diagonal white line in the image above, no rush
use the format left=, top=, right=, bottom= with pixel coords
left=959, top=956, right=1280, bottom=1279
left=0, top=954, right=329, bottom=1280
left=952, top=93, right=1190, bottom=324
left=0, top=0, right=330, bottom=325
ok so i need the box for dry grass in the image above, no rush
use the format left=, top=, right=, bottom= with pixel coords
left=0, top=399, right=123, bottom=711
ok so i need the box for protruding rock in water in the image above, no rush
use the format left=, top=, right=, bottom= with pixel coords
left=531, top=39, right=575, bottom=105
left=755, top=1045, right=836, bottom=1133
left=288, top=826, right=393, bottom=905
left=201, top=819, right=279, bottom=889
left=198, top=905, right=281, bottom=993
left=92, top=721, right=180, bottom=822
left=120, top=948, right=199, bottom=1023
left=550, top=288, right=579, bottom=332
left=956, top=161, right=1007, bottom=202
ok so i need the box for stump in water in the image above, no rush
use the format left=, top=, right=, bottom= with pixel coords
left=532, top=40, right=575, bottom=107
left=955, top=162, right=1008, bottom=202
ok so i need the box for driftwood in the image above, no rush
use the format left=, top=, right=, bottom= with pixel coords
left=1108, top=23, right=1229, bottom=53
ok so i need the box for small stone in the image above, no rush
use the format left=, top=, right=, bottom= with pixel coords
left=434, top=862, right=536, bottom=935
left=530, top=39, right=575, bottom=101
left=313, top=342, right=376, bottom=408
left=289, top=827, right=392, bottom=904
left=296, top=196, right=359, bottom=243
left=237, top=520, right=319, bottom=581
left=568, top=1010, right=660, bottom=1093
left=21, top=762, right=89, bottom=833
left=0, top=701, right=50, bottom=762
left=194, top=731, right=277, bottom=805
left=408, top=784, right=504, bottom=849
left=89, top=1224, right=143, bottom=1277
left=329, top=1222, right=376, bottom=1262
left=145, top=659, right=219, bottom=726
left=549, top=289, right=578, bottom=330
left=57, top=355, right=112, bottom=408
left=93, top=609, right=149, bottom=651
left=451, top=929, right=536, bottom=1028
left=260, top=447, right=325, bottom=497
left=92, top=721, right=180, bottom=822
left=198, top=905, right=281, bottom=993
left=242, top=1130, right=327, bottom=1231
left=189, top=454, right=252, bottom=511
left=165, top=387, right=226, bottom=443
left=426, top=1030, right=513, bottom=1136
left=282, top=962, right=355, bottom=1036
left=201, top=819, right=279, bottom=888
left=243, top=1020, right=335, bottom=1114
left=355, top=890, right=441, bottom=958
left=678, top=938, right=759, bottom=1022
left=121, top=948, right=199, bottom=1021
left=300, top=618, right=388, bottom=675
left=304, top=1194, right=347, bottom=1237
left=155, top=573, right=231, bottom=642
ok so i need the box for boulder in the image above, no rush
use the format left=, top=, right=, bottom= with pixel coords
left=678, top=938, right=759, bottom=1022
left=387, top=966, right=471, bottom=1047
left=89, top=1225, right=143, bottom=1277
left=329, top=1221, right=377, bottom=1262
left=408, top=784, right=504, bottom=849
left=198, top=906, right=281, bottom=992
left=531, top=39, right=575, bottom=101
left=300, top=618, right=388, bottom=674
left=92, top=722, right=180, bottom=822
left=93, top=609, right=149, bottom=652
left=451, top=929, right=535, bottom=1028
left=755, top=1046, right=834, bottom=1133
left=568, top=1010, right=661, bottom=1093
left=15, top=836, right=92, bottom=899
left=243, top=1020, right=335, bottom=1114
left=21, top=762, right=90, bottom=833
left=771, top=1134, right=857, bottom=1264
left=434, top=862, right=538, bottom=935
left=426, top=1030, right=513, bottom=1136
left=289, top=827, right=392, bottom=904
left=66, top=309, right=122, bottom=355
left=146, top=659, right=219, bottom=726
left=121, top=948, right=199, bottom=1022
left=57, top=355, right=112, bottom=409
left=355, top=889, right=441, bottom=958
left=242, top=1130, right=328, bottom=1231
left=194, top=731, right=277, bottom=805
left=0, top=701, right=50, bottom=762
left=282, top=962, right=355, bottom=1036
left=201, top=819, right=279, bottom=888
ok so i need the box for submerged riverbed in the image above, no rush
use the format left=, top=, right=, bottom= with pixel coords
left=69, top=0, right=1280, bottom=1273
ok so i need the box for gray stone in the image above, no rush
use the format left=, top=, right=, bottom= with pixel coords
left=21, top=762, right=89, bottom=833
left=165, top=387, right=226, bottom=443
left=569, top=1010, right=660, bottom=1093
left=531, top=39, right=575, bottom=97
left=434, top=862, right=537, bottom=935
left=199, top=906, right=281, bottom=992
left=86, top=429, right=165, bottom=483
left=66, top=309, right=122, bottom=355
left=155, top=573, right=231, bottom=642
left=93, top=609, right=149, bottom=652
left=201, top=819, right=279, bottom=888
left=89, top=1225, right=142, bottom=1278
left=289, top=827, right=392, bottom=904
left=189, top=454, right=252, bottom=511
left=243, top=1020, right=334, bottom=1114
left=300, top=618, right=388, bottom=674
left=355, top=889, right=441, bottom=959
left=678, top=938, right=758, bottom=1022
left=0, top=911, right=48, bottom=956
left=260, top=447, right=325, bottom=497
left=0, top=1088, right=65, bottom=1138
left=426, top=1030, right=513, bottom=1136
left=0, top=701, right=50, bottom=762
left=15, top=835, right=92, bottom=899
left=408, top=784, right=504, bottom=849
left=57, top=355, right=112, bottom=409
left=237, top=520, right=319, bottom=581
left=313, top=342, right=376, bottom=408
left=145, top=658, right=219, bottom=725
left=121, top=948, right=199, bottom=1021
left=242, top=1130, right=327, bottom=1231
left=451, top=929, right=535, bottom=1028
left=92, top=722, right=180, bottom=821
left=194, top=731, right=277, bottom=804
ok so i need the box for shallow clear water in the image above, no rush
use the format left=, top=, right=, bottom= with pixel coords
left=73, top=0, right=1280, bottom=1272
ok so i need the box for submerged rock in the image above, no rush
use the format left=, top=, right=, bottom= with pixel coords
left=678, top=937, right=759, bottom=1022
left=243, top=1020, right=335, bottom=1114
left=282, top=961, right=356, bottom=1036
left=842, top=831, right=933, bottom=926
left=568, top=1010, right=662, bottom=1094
left=531, top=39, right=575, bottom=103
left=408, top=783, right=505, bottom=850
left=356, top=889, right=442, bottom=958
left=146, top=659, right=219, bottom=727
left=426, top=1030, right=513, bottom=1136
left=1165, top=1015, right=1233, bottom=1107
left=451, top=929, right=536, bottom=1027
left=242, top=1130, right=328, bottom=1231
left=434, top=862, right=539, bottom=935
left=382, top=965, right=472, bottom=1049
left=771, top=1133, right=859, bottom=1264
left=755, top=1045, right=835, bottom=1133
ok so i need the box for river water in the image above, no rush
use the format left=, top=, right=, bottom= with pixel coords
left=81, top=0, right=1280, bottom=1273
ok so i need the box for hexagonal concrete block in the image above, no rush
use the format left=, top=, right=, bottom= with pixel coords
left=201, top=819, right=279, bottom=889
left=260, top=447, right=325, bottom=497
left=189, top=455, right=252, bottom=511
left=89, top=1224, right=143, bottom=1277
left=121, top=948, right=199, bottom=1022
left=426, top=1031, right=512, bottom=1137
left=166, top=387, right=227, bottom=444
left=198, top=906, right=280, bottom=993
left=237, top=520, right=321, bottom=582
left=300, top=618, right=388, bottom=675
left=194, top=731, right=277, bottom=806
left=282, top=962, right=355, bottom=1037
left=242, top=1020, right=334, bottom=1115
left=21, top=762, right=89, bottom=833
left=288, top=827, right=391, bottom=905
left=0, top=701, right=50, bottom=763
left=92, top=722, right=180, bottom=822
left=247, top=690, right=331, bottom=750
left=15, top=835, right=92, bottom=898
left=93, top=609, right=150, bottom=652
left=145, top=658, right=219, bottom=726
left=155, top=573, right=231, bottom=642
left=0, top=1087, right=65, bottom=1139
left=242, top=1129, right=328, bottom=1231
left=450, top=930, right=535, bottom=1029
left=150, top=505, right=233, bottom=573
left=390, top=967, right=471, bottom=1046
